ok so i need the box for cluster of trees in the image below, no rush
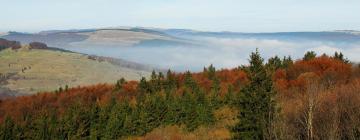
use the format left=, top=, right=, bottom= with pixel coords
left=0, top=38, right=21, bottom=50
left=273, top=52, right=360, bottom=139
left=0, top=50, right=360, bottom=140
left=28, top=42, right=48, bottom=50
left=0, top=69, right=222, bottom=139
left=0, top=38, right=51, bottom=51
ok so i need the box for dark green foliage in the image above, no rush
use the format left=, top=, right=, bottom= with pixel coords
left=266, top=55, right=282, bottom=71
left=65, top=85, right=69, bottom=92
left=115, top=78, right=126, bottom=91
left=204, top=64, right=216, bottom=80
left=184, top=71, right=199, bottom=93
left=282, top=56, right=293, bottom=68
left=59, top=87, right=63, bottom=93
left=0, top=73, right=217, bottom=139
left=266, top=55, right=293, bottom=74
left=1, top=116, right=15, bottom=140
left=104, top=101, right=131, bottom=139
left=210, top=76, right=221, bottom=108
left=224, top=85, right=236, bottom=105
left=303, top=51, right=317, bottom=61
left=333, top=51, right=350, bottom=64
left=164, top=69, right=177, bottom=93
left=232, top=49, right=277, bottom=140
left=150, top=71, right=159, bottom=92
left=138, top=77, right=149, bottom=94
left=0, top=58, right=267, bottom=139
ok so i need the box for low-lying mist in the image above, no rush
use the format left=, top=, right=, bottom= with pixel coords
left=67, top=37, right=360, bottom=72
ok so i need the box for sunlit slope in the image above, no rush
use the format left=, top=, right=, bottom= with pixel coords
left=1, top=28, right=193, bottom=48
left=0, top=47, right=150, bottom=95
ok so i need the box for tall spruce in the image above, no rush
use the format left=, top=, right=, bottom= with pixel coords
left=1, top=116, right=15, bottom=140
left=303, top=51, right=317, bottom=61
left=232, top=49, right=277, bottom=140
left=333, top=51, right=350, bottom=64
left=115, top=78, right=126, bottom=91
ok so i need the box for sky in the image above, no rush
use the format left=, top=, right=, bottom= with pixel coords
left=1, top=0, right=360, bottom=33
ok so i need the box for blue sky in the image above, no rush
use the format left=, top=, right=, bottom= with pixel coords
left=1, top=0, right=360, bottom=32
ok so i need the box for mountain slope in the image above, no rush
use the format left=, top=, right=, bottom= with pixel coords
left=0, top=45, right=151, bottom=96
left=3, top=28, right=360, bottom=72
left=161, top=29, right=360, bottom=43
left=1, top=28, right=193, bottom=49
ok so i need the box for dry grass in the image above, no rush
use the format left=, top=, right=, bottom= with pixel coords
left=73, top=29, right=174, bottom=47
left=0, top=47, right=150, bottom=94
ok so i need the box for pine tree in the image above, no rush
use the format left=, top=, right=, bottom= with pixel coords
left=207, top=64, right=216, bottom=80
left=33, top=116, right=50, bottom=140
left=138, top=77, right=148, bottom=94
left=333, top=51, right=350, bottom=64
left=97, top=98, right=116, bottom=138
left=232, top=49, right=277, bottom=140
left=115, top=78, right=126, bottom=91
left=59, top=87, right=63, bottom=93
left=282, top=56, right=293, bottom=68
left=65, top=85, right=69, bottom=92
left=182, top=91, right=198, bottom=131
left=184, top=71, right=198, bottom=93
left=266, top=56, right=282, bottom=71
left=1, top=116, right=15, bottom=140
left=142, top=94, right=167, bottom=132
left=303, top=51, right=317, bottom=61
left=224, top=84, right=235, bottom=105
left=164, top=69, right=177, bottom=94
left=210, top=76, right=221, bottom=107
left=164, top=95, right=181, bottom=124
left=89, top=104, right=101, bottom=140
left=104, top=100, right=131, bottom=139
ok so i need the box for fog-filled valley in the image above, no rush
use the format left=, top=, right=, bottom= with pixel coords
left=3, top=28, right=360, bottom=71
left=2, top=0, right=360, bottom=139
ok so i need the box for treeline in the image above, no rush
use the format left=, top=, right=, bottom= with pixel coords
left=0, top=38, right=21, bottom=51
left=0, top=38, right=49, bottom=51
left=0, top=50, right=360, bottom=140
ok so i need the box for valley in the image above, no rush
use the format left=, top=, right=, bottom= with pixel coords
left=2, top=28, right=360, bottom=71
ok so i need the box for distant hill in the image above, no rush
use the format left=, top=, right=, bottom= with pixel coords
left=0, top=39, right=152, bottom=96
left=2, top=28, right=360, bottom=72
left=1, top=28, right=194, bottom=49
left=160, top=29, right=360, bottom=43
left=3, top=28, right=360, bottom=47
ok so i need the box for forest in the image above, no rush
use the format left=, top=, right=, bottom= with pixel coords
left=0, top=50, right=360, bottom=140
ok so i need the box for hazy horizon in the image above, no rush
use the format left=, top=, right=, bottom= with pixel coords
left=1, top=26, right=360, bottom=34
left=1, top=0, right=360, bottom=32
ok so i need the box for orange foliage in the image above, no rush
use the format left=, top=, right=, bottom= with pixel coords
left=274, top=56, right=352, bottom=92
left=176, top=68, right=247, bottom=96
left=0, top=84, right=115, bottom=122
left=121, top=81, right=138, bottom=94
left=1, top=54, right=359, bottom=139
left=287, top=56, right=351, bottom=81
